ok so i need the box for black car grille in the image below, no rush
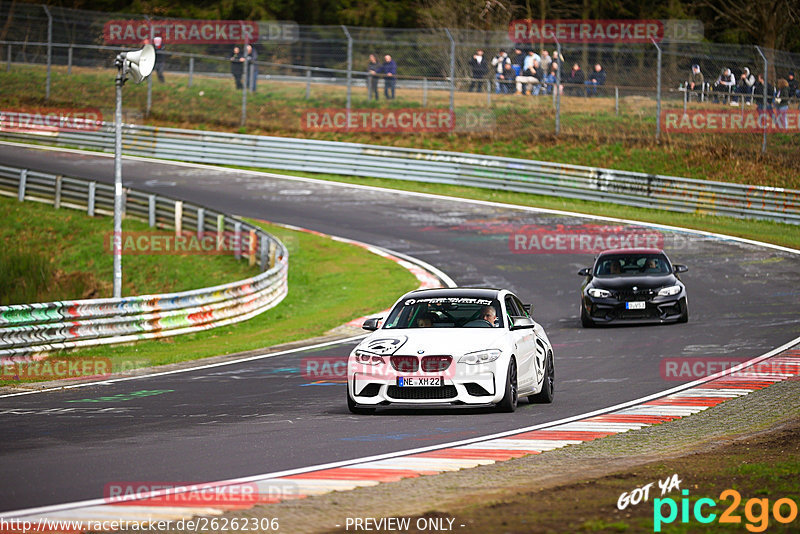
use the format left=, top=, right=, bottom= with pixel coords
left=615, top=288, right=656, bottom=300
left=387, top=385, right=458, bottom=400
left=464, top=383, right=492, bottom=396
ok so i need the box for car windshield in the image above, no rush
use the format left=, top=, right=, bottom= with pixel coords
left=383, top=296, right=504, bottom=329
left=594, top=253, right=671, bottom=276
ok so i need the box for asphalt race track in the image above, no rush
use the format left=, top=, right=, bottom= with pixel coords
left=1, top=144, right=799, bottom=512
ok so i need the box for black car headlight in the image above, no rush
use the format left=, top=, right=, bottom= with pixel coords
left=657, top=285, right=681, bottom=297
left=588, top=288, right=612, bottom=298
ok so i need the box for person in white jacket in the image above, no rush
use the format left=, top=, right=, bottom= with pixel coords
left=491, top=50, right=511, bottom=93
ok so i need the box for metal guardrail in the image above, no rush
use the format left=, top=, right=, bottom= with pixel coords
left=1, top=124, right=798, bottom=224
left=0, top=164, right=289, bottom=360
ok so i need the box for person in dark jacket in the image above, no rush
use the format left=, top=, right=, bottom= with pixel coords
left=153, top=36, right=165, bottom=83
left=367, top=54, right=380, bottom=100
left=499, top=61, right=516, bottom=94
left=230, top=46, right=245, bottom=90
left=468, top=49, right=488, bottom=92
left=687, top=64, right=704, bottom=101
left=585, top=63, right=605, bottom=97
left=567, top=63, right=584, bottom=96
left=787, top=71, right=798, bottom=98
left=380, top=54, right=397, bottom=99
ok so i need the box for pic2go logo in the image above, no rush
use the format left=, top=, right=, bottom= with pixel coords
left=654, top=489, right=798, bottom=532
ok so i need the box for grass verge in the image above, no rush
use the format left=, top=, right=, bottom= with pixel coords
left=0, top=219, right=419, bottom=387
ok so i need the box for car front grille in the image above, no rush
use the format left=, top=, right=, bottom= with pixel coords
left=387, top=385, right=458, bottom=400
left=615, top=288, right=656, bottom=300
left=421, top=355, right=452, bottom=372
left=390, top=356, right=419, bottom=373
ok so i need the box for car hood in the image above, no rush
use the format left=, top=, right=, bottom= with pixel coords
left=591, top=274, right=678, bottom=290
left=358, top=328, right=510, bottom=356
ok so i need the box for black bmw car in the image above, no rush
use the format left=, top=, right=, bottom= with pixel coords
left=578, top=248, right=688, bottom=327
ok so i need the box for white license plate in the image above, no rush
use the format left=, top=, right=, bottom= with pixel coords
left=626, top=301, right=646, bottom=310
left=398, top=376, right=443, bottom=387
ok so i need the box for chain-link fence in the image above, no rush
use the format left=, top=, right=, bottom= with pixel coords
left=2, top=1, right=799, bottom=162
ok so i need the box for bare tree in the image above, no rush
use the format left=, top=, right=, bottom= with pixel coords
left=701, top=0, right=799, bottom=52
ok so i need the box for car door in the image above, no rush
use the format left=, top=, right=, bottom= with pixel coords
left=505, top=295, right=536, bottom=392
left=514, top=295, right=547, bottom=387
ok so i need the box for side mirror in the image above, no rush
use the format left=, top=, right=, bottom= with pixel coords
left=362, top=317, right=382, bottom=331
left=578, top=267, right=592, bottom=277
left=673, top=264, right=688, bottom=274
left=510, top=316, right=535, bottom=330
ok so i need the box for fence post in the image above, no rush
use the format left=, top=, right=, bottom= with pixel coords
left=146, top=18, right=153, bottom=118
left=67, top=46, right=73, bottom=75
left=423, top=78, right=428, bottom=107
left=43, top=5, right=52, bottom=101
left=54, top=175, right=62, bottom=209
left=305, top=69, right=311, bottom=99
left=18, top=169, right=27, bottom=202
left=260, top=236, right=268, bottom=271
left=174, top=200, right=183, bottom=236
left=196, top=207, right=204, bottom=239
left=615, top=86, right=619, bottom=116
left=241, top=32, right=248, bottom=127
left=188, top=56, right=194, bottom=87
left=683, top=84, right=687, bottom=113
left=555, top=40, right=561, bottom=136
left=653, top=39, right=662, bottom=143
left=6, top=44, right=10, bottom=72
left=148, top=194, right=156, bottom=227
left=755, top=46, right=768, bottom=155
left=487, top=79, right=491, bottom=106
left=445, top=28, right=455, bottom=113
left=341, top=25, right=352, bottom=122
left=216, top=214, right=225, bottom=251
left=248, top=229, right=257, bottom=266
left=234, top=221, right=242, bottom=260
left=87, top=181, right=96, bottom=216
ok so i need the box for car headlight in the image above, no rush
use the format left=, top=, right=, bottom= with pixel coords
left=588, top=288, right=612, bottom=298
left=459, top=349, right=502, bottom=365
left=353, top=350, right=385, bottom=365
left=658, top=285, right=681, bottom=297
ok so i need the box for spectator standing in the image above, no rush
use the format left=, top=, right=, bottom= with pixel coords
left=512, top=48, right=526, bottom=72
left=540, top=50, right=552, bottom=76
left=585, top=63, right=605, bottom=97
left=367, top=54, right=380, bottom=100
left=713, top=67, right=735, bottom=103
left=735, top=67, right=755, bottom=104
left=774, top=79, right=790, bottom=129
left=380, top=54, right=397, bottom=99
left=245, top=44, right=258, bottom=92
left=230, top=46, right=244, bottom=89
left=753, top=73, right=774, bottom=117
left=468, top=49, right=488, bottom=92
left=491, top=50, right=511, bottom=93
left=787, top=71, right=798, bottom=98
left=517, top=59, right=542, bottom=95
left=687, top=64, right=704, bottom=101
left=153, top=36, right=165, bottom=83
left=567, top=63, right=584, bottom=95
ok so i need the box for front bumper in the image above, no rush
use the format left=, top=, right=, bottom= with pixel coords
left=583, top=294, right=686, bottom=324
left=349, top=370, right=501, bottom=406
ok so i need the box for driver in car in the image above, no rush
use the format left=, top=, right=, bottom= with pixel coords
left=480, top=305, right=499, bottom=327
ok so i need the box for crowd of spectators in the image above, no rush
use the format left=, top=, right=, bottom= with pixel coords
left=685, top=64, right=799, bottom=110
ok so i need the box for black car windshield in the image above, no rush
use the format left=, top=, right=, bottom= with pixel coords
left=594, top=253, right=671, bottom=276
left=383, top=296, right=504, bottom=329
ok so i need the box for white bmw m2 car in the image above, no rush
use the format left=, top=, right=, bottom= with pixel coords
left=347, top=288, right=554, bottom=414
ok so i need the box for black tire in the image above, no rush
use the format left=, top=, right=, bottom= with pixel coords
left=529, top=352, right=555, bottom=404
left=580, top=304, right=595, bottom=328
left=497, top=358, right=518, bottom=413
left=677, top=297, right=689, bottom=323
left=347, top=388, right=375, bottom=415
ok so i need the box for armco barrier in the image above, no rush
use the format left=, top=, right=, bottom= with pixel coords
left=1, top=124, right=798, bottom=224
left=0, top=164, right=289, bottom=361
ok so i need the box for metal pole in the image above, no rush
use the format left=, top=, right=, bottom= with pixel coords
left=43, top=5, right=52, bottom=101
left=6, top=45, right=10, bottom=72
left=305, top=69, right=311, bottom=99
left=146, top=18, right=153, bottom=117
left=615, top=86, right=619, bottom=116
left=113, top=69, right=124, bottom=298
left=241, top=34, right=249, bottom=127
left=188, top=56, right=194, bottom=87
left=341, top=25, right=352, bottom=123
left=653, top=39, right=662, bottom=142
left=423, top=78, right=428, bottom=107
left=755, top=46, right=768, bottom=154
left=67, top=45, right=72, bottom=75
left=445, top=28, right=455, bottom=113
left=555, top=40, right=561, bottom=136
left=487, top=79, right=491, bottom=105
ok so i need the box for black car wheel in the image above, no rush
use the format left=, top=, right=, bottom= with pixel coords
left=580, top=303, right=595, bottom=328
left=529, top=352, right=554, bottom=404
left=497, top=358, right=518, bottom=413
left=677, top=297, right=689, bottom=323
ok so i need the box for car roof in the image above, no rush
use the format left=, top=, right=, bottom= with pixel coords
left=597, top=248, right=665, bottom=256
left=401, top=287, right=504, bottom=300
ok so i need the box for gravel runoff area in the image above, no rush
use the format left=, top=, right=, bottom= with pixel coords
left=202, top=365, right=800, bottom=534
